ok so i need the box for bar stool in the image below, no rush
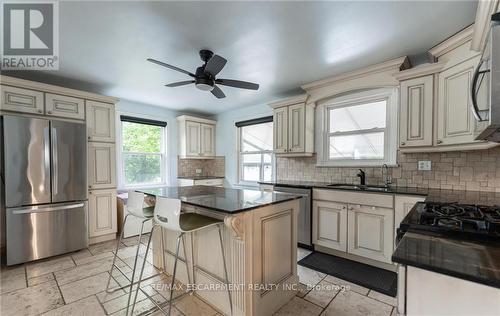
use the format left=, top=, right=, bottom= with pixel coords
left=105, top=191, right=159, bottom=315
left=131, top=196, right=233, bottom=316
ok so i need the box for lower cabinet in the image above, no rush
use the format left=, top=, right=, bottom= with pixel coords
left=89, top=189, right=117, bottom=238
left=347, top=205, right=394, bottom=263
left=312, top=200, right=347, bottom=251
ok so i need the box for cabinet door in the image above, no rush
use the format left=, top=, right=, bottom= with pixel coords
left=394, top=195, right=425, bottom=247
left=273, top=107, right=288, bottom=153
left=312, top=200, right=347, bottom=251
left=86, top=101, right=115, bottom=142
left=89, top=189, right=117, bottom=237
left=288, top=103, right=305, bottom=153
left=88, top=142, right=116, bottom=189
left=347, top=204, right=394, bottom=263
left=45, top=93, right=85, bottom=120
left=185, top=121, right=201, bottom=157
left=437, top=57, right=480, bottom=146
left=400, top=76, right=433, bottom=147
left=1, top=85, right=44, bottom=115
left=200, top=123, right=215, bottom=157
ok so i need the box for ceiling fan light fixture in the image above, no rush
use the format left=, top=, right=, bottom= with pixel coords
left=195, top=78, right=214, bottom=91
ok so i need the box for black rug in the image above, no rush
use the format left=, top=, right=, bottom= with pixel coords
left=298, top=252, right=397, bottom=297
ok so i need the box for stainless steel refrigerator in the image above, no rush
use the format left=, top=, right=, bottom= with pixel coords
left=1, top=115, right=88, bottom=265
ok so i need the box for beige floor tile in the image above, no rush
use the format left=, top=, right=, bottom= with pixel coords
left=59, top=271, right=117, bottom=303
left=296, top=283, right=310, bottom=298
left=69, top=249, right=93, bottom=262
left=0, top=265, right=26, bottom=278
left=111, top=294, right=167, bottom=316
left=0, top=279, right=64, bottom=316
left=55, top=256, right=117, bottom=286
left=274, top=296, right=323, bottom=316
left=73, top=251, right=114, bottom=266
left=28, top=273, right=55, bottom=287
left=297, top=265, right=326, bottom=287
left=102, top=290, right=148, bottom=314
left=89, top=239, right=120, bottom=255
left=41, top=295, right=106, bottom=316
left=96, top=287, right=128, bottom=303
left=174, top=294, right=218, bottom=316
left=26, top=256, right=75, bottom=278
left=368, top=290, right=397, bottom=306
left=150, top=306, right=183, bottom=316
left=321, top=290, right=393, bottom=316
left=297, top=248, right=313, bottom=261
left=0, top=269, right=27, bottom=294
left=323, top=275, right=370, bottom=295
left=116, top=244, right=148, bottom=260
left=303, top=280, right=340, bottom=308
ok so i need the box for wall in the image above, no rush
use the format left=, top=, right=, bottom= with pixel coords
left=215, top=103, right=272, bottom=187
left=178, top=157, right=225, bottom=177
left=116, top=99, right=180, bottom=185
left=277, top=146, right=500, bottom=192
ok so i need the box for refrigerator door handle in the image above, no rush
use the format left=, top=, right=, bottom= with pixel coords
left=51, top=126, right=58, bottom=195
left=43, top=126, right=51, bottom=185
left=10, top=202, right=85, bottom=215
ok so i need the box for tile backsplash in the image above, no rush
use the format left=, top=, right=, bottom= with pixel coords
left=178, top=157, right=225, bottom=177
left=276, top=147, right=500, bottom=192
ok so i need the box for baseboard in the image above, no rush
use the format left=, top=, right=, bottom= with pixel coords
left=89, top=232, right=116, bottom=245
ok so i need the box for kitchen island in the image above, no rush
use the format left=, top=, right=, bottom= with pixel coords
left=139, top=186, right=302, bottom=316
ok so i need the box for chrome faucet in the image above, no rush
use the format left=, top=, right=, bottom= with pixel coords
left=357, top=169, right=366, bottom=186
left=382, top=164, right=392, bottom=187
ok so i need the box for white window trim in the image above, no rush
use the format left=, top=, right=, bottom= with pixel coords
left=316, top=87, right=398, bottom=167
left=116, top=111, right=169, bottom=190
left=236, top=122, right=276, bottom=187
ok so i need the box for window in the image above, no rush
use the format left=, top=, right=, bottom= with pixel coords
left=119, top=115, right=167, bottom=188
left=236, top=117, right=274, bottom=184
left=317, top=88, right=397, bottom=167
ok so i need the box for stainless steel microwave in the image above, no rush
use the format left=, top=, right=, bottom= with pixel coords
left=473, top=12, right=500, bottom=142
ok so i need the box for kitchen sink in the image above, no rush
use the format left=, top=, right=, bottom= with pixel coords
left=327, top=184, right=392, bottom=192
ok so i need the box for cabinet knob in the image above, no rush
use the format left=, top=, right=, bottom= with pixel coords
left=437, top=140, right=443, bottom=144
left=38, top=109, right=43, bottom=113
left=47, top=111, right=52, bottom=114
left=401, top=142, right=406, bottom=146
left=88, top=136, right=91, bottom=140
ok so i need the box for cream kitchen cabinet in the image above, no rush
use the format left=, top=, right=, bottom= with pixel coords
left=88, top=142, right=116, bottom=189
left=312, top=200, right=347, bottom=252
left=399, top=75, right=434, bottom=147
left=88, top=189, right=117, bottom=238
left=394, top=195, right=425, bottom=247
left=1, top=85, right=44, bottom=115
left=177, top=115, right=216, bottom=159
left=45, top=93, right=85, bottom=120
left=269, top=95, right=314, bottom=156
left=86, top=100, right=115, bottom=142
left=347, top=204, right=394, bottom=264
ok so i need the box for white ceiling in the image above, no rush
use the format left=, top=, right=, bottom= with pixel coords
left=3, top=1, right=478, bottom=115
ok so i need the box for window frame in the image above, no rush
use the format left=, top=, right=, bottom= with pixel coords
left=236, top=119, right=275, bottom=187
left=316, top=88, right=398, bottom=167
left=116, top=112, right=169, bottom=189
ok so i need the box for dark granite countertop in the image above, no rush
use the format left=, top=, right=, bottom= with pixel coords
left=178, top=176, right=225, bottom=180
left=138, top=186, right=301, bottom=214
left=258, top=181, right=500, bottom=206
left=392, top=232, right=500, bottom=289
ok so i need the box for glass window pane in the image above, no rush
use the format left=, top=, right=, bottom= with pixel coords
left=242, top=165, right=260, bottom=182
left=263, top=153, right=272, bottom=163
left=329, top=132, right=384, bottom=160
left=122, top=122, right=162, bottom=153
left=263, top=164, right=272, bottom=181
left=242, top=122, right=273, bottom=152
left=329, top=100, right=386, bottom=133
left=124, top=154, right=161, bottom=185
left=242, top=154, right=261, bottom=163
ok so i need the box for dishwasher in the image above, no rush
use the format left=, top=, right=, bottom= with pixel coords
left=273, top=185, right=312, bottom=248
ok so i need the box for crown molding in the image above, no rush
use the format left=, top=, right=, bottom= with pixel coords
left=393, top=62, right=446, bottom=81
left=176, top=114, right=216, bottom=124
left=268, top=94, right=308, bottom=108
left=0, top=75, right=119, bottom=104
left=428, top=25, right=474, bottom=58
left=301, top=56, right=410, bottom=91
left=471, top=0, right=499, bottom=52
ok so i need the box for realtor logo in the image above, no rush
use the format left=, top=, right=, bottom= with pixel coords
left=1, top=1, right=59, bottom=70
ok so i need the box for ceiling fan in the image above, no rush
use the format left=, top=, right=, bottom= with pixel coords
left=147, top=50, right=259, bottom=99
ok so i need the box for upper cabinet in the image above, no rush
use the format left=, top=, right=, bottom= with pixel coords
left=1, top=85, right=44, bottom=115
left=394, top=25, right=498, bottom=153
left=86, top=101, right=115, bottom=142
left=269, top=95, right=314, bottom=156
left=45, top=93, right=85, bottom=120
left=178, top=115, right=216, bottom=159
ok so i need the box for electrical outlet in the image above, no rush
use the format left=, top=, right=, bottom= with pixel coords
left=418, top=161, right=432, bottom=171
left=195, top=168, right=202, bottom=174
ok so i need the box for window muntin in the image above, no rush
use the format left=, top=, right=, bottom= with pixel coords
left=238, top=121, right=273, bottom=184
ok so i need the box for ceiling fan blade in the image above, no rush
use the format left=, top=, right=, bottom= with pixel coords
left=204, top=55, right=227, bottom=77
left=165, top=80, right=195, bottom=87
left=147, top=58, right=195, bottom=78
left=211, top=85, right=226, bottom=99
left=215, top=79, right=259, bottom=90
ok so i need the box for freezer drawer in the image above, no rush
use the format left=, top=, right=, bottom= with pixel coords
left=6, top=202, right=89, bottom=265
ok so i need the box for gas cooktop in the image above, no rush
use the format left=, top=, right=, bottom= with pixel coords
left=398, top=202, right=500, bottom=242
